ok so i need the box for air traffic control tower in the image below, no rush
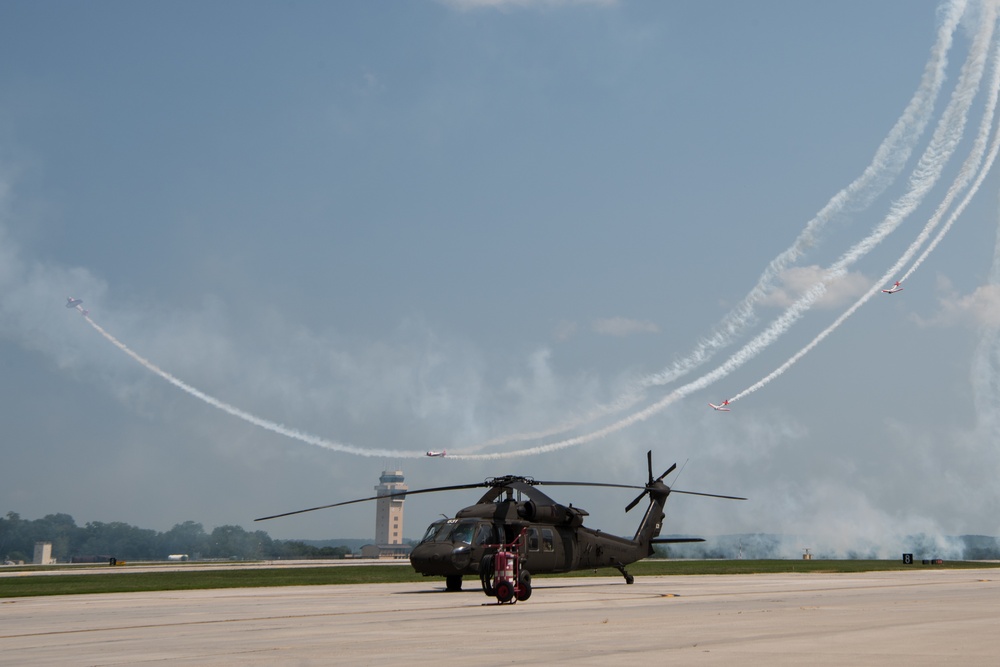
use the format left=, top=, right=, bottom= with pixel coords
left=374, top=468, right=407, bottom=545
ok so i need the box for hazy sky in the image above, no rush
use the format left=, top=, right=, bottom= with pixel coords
left=3, top=0, right=1000, bottom=557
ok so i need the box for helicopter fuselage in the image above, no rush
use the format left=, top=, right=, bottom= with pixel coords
left=408, top=488, right=666, bottom=588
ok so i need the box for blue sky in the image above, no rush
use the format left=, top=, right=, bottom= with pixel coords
left=3, top=0, right=1000, bottom=556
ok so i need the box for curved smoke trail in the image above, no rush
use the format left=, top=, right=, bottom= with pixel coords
left=81, top=315, right=429, bottom=459
left=731, top=19, right=1000, bottom=404
left=639, top=0, right=970, bottom=391
left=461, top=0, right=969, bottom=452
left=667, top=0, right=998, bottom=400
left=449, top=340, right=744, bottom=460
left=453, top=3, right=999, bottom=460
left=902, top=41, right=1000, bottom=280
left=69, top=1, right=1000, bottom=464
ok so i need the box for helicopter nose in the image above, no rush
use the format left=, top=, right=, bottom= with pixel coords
left=409, top=543, right=468, bottom=575
left=451, top=545, right=472, bottom=570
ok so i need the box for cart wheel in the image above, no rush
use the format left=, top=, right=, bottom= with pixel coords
left=515, top=569, right=532, bottom=601
left=480, top=554, right=495, bottom=596
left=495, top=580, right=515, bottom=603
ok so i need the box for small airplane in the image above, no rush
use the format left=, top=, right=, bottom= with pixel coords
left=65, top=297, right=89, bottom=316
left=708, top=400, right=731, bottom=412
left=426, top=450, right=447, bottom=457
left=881, top=281, right=903, bottom=294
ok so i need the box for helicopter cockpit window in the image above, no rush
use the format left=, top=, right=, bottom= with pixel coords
left=419, top=520, right=448, bottom=544
left=449, top=521, right=475, bottom=544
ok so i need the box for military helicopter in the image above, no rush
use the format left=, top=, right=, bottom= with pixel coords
left=255, top=451, right=745, bottom=596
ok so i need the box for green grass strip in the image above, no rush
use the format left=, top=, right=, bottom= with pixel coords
left=2, top=559, right=997, bottom=598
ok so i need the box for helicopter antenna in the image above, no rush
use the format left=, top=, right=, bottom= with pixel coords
left=672, top=458, right=691, bottom=486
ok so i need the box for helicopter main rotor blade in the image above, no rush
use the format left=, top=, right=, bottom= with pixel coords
left=670, top=489, right=747, bottom=501
left=650, top=537, right=706, bottom=544
left=532, top=481, right=646, bottom=491
left=254, top=482, right=489, bottom=522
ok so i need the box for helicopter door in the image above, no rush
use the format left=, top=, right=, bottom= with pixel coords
left=524, top=527, right=559, bottom=572
left=474, top=523, right=494, bottom=547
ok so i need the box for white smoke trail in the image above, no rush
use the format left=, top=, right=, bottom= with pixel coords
left=449, top=344, right=743, bottom=460
left=457, top=280, right=863, bottom=458
left=673, top=1, right=998, bottom=399
left=452, top=4, right=998, bottom=460
left=901, top=27, right=1000, bottom=281
left=731, top=20, right=1000, bottom=404
left=639, top=0, right=969, bottom=390
left=458, top=386, right=646, bottom=452
left=65, top=2, right=995, bottom=465
left=819, top=0, right=994, bottom=266
left=460, top=0, right=968, bottom=452
left=902, top=37, right=1000, bottom=282
left=81, top=314, right=429, bottom=459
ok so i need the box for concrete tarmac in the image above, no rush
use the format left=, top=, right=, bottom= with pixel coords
left=2, top=569, right=998, bottom=666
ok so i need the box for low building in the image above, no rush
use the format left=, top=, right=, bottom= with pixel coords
left=360, top=544, right=412, bottom=560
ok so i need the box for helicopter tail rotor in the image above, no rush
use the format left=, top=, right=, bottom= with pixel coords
left=625, top=450, right=677, bottom=513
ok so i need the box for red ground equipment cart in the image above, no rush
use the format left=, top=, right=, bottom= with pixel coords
left=487, top=528, right=531, bottom=604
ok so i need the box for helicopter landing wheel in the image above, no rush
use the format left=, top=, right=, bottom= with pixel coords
left=495, top=579, right=515, bottom=603
left=625, top=574, right=634, bottom=585
left=446, top=575, right=463, bottom=592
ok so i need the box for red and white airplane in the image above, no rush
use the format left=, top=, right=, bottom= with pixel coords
left=708, top=400, right=731, bottom=412
left=425, top=450, right=446, bottom=457
left=881, top=281, right=903, bottom=294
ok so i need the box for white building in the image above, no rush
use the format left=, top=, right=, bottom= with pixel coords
left=33, top=541, right=54, bottom=565
left=374, top=469, right=407, bottom=545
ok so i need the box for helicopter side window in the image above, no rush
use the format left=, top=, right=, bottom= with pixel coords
left=541, top=528, right=555, bottom=552
left=474, top=523, right=493, bottom=546
left=527, top=527, right=539, bottom=552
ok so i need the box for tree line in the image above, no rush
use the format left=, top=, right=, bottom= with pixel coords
left=0, top=512, right=352, bottom=563
left=655, top=532, right=1000, bottom=560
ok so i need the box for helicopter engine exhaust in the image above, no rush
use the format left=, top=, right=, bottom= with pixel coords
left=517, top=501, right=584, bottom=526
